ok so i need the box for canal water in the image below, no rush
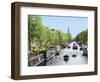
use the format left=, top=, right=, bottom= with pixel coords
left=46, top=48, right=88, bottom=66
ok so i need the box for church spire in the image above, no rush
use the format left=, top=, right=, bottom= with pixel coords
left=68, top=27, right=70, bottom=33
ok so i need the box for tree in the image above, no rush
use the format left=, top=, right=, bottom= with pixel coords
left=75, top=29, right=88, bottom=44
left=62, top=33, right=68, bottom=43
left=28, top=16, right=43, bottom=50
left=66, top=33, right=72, bottom=42
left=54, top=30, right=64, bottom=44
left=28, top=15, right=73, bottom=51
left=44, top=27, right=53, bottom=47
left=36, top=25, right=46, bottom=48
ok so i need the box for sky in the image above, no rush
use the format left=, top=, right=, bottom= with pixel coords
left=41, top=16, right=88, bottom=38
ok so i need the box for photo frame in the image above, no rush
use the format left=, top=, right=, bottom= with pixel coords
left=11, top=2, right=98, bottom=80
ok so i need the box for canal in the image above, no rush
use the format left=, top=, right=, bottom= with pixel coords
left=46, top=47, right=88, bottom=66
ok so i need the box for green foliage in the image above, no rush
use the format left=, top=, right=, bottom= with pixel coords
left=57, top=30, right=63, bottom=44
left=28, top=15, right=42, bottom=42
left=28, top=16, right=72, bottom=50
left=44, top=27, right=53, bottom=46
left=75, top=29, right=88, bottom=44
left=28, top=16, right=46, bottom=48
left=66, top=33, right=72, bottom=42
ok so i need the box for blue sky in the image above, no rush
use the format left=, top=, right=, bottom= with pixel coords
left=41, top=16, right=88, bottom=38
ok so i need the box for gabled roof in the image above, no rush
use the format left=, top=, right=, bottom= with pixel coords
left=68, top=40, right=81, bottom=47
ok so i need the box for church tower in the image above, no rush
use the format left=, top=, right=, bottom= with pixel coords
left=68, top=27, right=70, bottom=33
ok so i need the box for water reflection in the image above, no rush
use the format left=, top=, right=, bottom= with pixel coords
left=46, top=48, right=88, bottom=66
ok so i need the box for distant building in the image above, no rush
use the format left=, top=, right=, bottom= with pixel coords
left=67, top=41, right=81, bottom=50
